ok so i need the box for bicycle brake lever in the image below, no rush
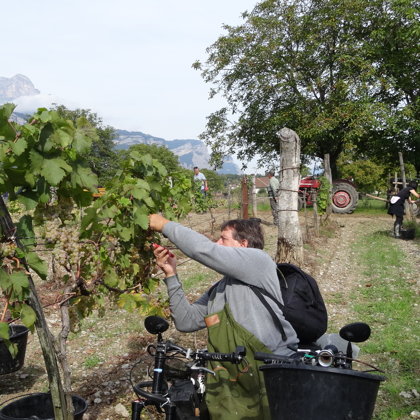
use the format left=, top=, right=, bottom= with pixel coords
left=190, top=364, right=216, bottom=376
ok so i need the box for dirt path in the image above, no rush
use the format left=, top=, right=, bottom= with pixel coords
left=0, top=213, right=418, bottom=419
left=305, top=214, right=419, bottom=329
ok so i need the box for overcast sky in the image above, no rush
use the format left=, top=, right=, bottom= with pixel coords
left=4, top=1, right=258, bottom=146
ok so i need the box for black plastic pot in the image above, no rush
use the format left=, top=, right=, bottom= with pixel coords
left=260, top=363, right=385, bottom=420
left=0, top=393, right=88, bottom=420
left=0, top=325, right=29, bottom=375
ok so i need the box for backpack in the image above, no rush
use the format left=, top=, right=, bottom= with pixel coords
left=240, top=263, right=328, bottom=344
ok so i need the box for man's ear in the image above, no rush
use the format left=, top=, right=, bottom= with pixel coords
left=240, top=239, right=248, bottom=248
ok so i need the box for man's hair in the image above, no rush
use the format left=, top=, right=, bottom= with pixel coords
left=193, top=166, right=199, bottom=170
left=408, top=180, right=418, bottom=190
left=220, top=218, right=264, bottom=249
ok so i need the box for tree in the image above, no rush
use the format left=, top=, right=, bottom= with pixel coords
left=118, top=143, right=181, bottom=173
left=337, top=157, right=388, bottom=193
left=354, top=0, right=419, bottom=173
left=52, top=105, right=120, bottom=185
left=194, top=0, right=418, bottom=176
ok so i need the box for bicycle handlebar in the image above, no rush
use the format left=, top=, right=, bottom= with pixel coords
left=164, top=342, right=246, bottom=364
left=195, top=347, right=246, bottom=364
left=254, top=351, right=295, bottom=363
left=133, top=346, right=246, bottom=404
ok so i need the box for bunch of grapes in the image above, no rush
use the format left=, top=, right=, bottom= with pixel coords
left=44, top=218, right=62, bottom=244
left=43, top=219, right=96, bottom=287
left=0, top=241, right=17, bottom=258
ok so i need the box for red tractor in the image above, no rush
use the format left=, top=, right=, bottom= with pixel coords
left=299, top=176, right=359, bottom=214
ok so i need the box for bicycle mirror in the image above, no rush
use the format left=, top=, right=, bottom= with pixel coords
left=339, top=322, right=371, bottom=343
left=145, top=316, right=169, bottom=335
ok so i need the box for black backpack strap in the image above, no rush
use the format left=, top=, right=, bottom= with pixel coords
left=234, top=280, right=287, bottom=341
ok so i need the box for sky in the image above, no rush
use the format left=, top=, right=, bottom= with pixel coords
left=3, top=1, right=260, bottom=172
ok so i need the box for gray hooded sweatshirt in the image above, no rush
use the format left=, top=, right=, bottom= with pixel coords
left=162, top=221, right=298, bottom=356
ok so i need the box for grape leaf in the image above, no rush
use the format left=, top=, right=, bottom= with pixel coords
left=25, top=252, right=48, bottom=280
left=40, top=157, right=72, bottom=185
left=0, top=322, right=10, bottom=340
left=133, top=208, right=149, bottom=229
left=10, top=271, right=30, bottom=297
left=20, top=304, right=37, bottom=328
left=12, top=138, right=27, bottom=156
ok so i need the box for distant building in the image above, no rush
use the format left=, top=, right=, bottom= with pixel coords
left=254, top=176, right=270, bottom=193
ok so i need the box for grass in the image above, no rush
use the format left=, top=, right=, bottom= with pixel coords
left=83, top=354, right=103, bottom=369
left=182, top=272, right=214, bottom=291
left=255, top=199, right=271, bottom=212
left=354, top=197, right=388, bottom=215
left=351, top=230, right=419, bottom=419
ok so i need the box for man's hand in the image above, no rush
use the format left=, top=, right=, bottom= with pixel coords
left=149, top=214, right=169, bottom=232
left=153, top=244, right=177, bottom=277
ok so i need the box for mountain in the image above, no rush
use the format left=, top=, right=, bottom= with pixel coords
left=114, top=131, right=240, bottom=174
left=0, top=74, right=40, bottom=103
left=1, top=74, right=240, bottom=174
left=114, top=130, right=240, bottom=174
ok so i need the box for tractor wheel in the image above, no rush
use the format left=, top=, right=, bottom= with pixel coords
left=331, top=182, right=358, bottom=214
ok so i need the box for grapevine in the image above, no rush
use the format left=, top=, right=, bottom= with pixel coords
left=0, top=102, right=194, bottom=417
left=316, top=176, right=332, bottom=215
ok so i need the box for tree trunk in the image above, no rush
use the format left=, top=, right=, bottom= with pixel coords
left=275, top=128, right=303, bottom=265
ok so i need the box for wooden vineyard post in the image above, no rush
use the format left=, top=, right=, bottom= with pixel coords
left=241, top=176, right=249, bottom=219
left=275, top=127, right=303, bottom=265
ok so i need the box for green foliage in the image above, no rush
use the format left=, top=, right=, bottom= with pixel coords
left=52, top=104, right=121, bottom=186
left=78, top=150, right=193, bottom=313
left=337, top=157, right=388, bottom=193
left=118, top=143, right=182, bottom=174
left=316, top=176, right=331, bottom=215
left=195, top=0, right=419, bottom=176
left=300, top=165, right=312, bottom=177
left=201, top=169, right=225, bottom=192
left=0, top=103, right=194, bottom=341
left=192, top=182, right=218, bottom=213
left=388, top=162, right=417, bottom=180
left=0, top=104, right=97, bottom=339
left=358, top=0, right=420, bottom=173
left=0, top=104, right=98, bottom=204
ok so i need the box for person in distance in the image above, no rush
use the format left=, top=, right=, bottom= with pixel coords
left=387, top=180, right=419, bottom=238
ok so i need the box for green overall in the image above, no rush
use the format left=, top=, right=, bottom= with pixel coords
left=204, top=305, right=272, bottom=420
